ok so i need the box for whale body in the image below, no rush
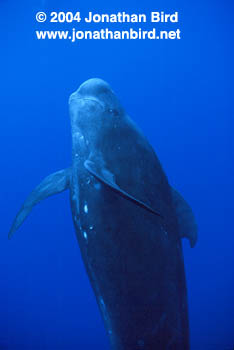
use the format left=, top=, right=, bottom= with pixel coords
left=9, top=78, right=197, bottom=349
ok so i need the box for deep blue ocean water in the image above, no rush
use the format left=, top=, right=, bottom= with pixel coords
left=1, top=0, right=233, bottom=349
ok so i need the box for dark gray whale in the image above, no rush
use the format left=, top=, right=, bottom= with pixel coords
left=9, top=78, right=197, bottom=349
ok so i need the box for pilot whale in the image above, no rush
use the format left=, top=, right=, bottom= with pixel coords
left=9, top=78, right=197, bottom=349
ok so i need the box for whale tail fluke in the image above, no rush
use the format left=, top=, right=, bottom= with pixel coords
left=8, top=167, right=71, bottom=239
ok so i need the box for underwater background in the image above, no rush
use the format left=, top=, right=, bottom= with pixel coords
left=1, top=0, right=233, bottom=349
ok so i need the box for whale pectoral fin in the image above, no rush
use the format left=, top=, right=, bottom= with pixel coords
left=84, top=159, right=162, bottom=217
left=171, top=187, right=197, bottom=247
left=8, top=168, right=71, bottom=239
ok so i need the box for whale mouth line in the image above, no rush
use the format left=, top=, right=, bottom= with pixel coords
left=78, top=98, right=104, bottom=108
left=69, top=95, right=104, bottom=109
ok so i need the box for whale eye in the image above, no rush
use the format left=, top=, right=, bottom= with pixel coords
left=108, top=108, right=119, bottom=116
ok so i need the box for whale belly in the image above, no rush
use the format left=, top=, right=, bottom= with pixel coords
left=70, top=172, right=189, bottom=350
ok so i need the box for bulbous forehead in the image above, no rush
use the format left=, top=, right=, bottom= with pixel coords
left=69, top=78, right=122, bottom=113
left=78, top=78, right=113, bottom=97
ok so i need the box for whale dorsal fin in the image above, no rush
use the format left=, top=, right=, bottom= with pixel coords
left=8, top=168, right=71, bottom=239
left=84, top=159, right=162, bottom=218
left=171, top=187, right=197, bottom=247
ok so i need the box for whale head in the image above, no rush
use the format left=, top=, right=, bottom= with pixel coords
left=68, top=79, right=125, bottom=154
left=69, top=79, right=124, bottom=138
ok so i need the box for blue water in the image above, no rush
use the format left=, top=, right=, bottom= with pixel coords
left=1, top=0, right=233, bottom=349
